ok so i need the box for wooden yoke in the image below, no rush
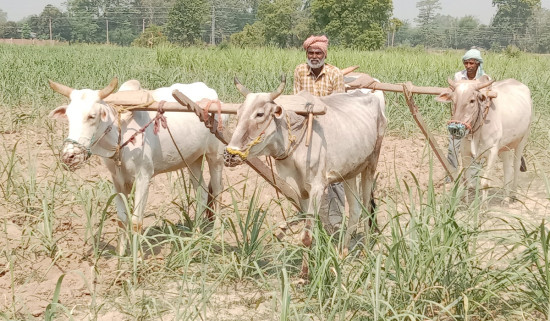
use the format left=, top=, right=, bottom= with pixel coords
left=105, top=90, right=327, bottom=116
left=346, top=73, right=498, bottom=98
left=172, top=89, right=303, bottom=212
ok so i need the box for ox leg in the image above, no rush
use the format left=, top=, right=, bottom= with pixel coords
left=131, top=172, right=152, bottom=234
left=510, top=136, right=529, bottom=201
left=112, top=177, right=133, bottom=255
left=187, top=159, right=211, bottom=229
left=300, top=188, right=323, bottom=280
left=206, top=154, right=224, bottom=219
left=361, top=167, right=377, bottom=239
left=342, top=177, right=361, bottom=256
left=480, top=147, right=499, bottom=203
left=501, top=150, right=514, bottom=199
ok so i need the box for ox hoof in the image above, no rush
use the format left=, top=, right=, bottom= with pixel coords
left=293, top=278, right=309, bottom=286
left=340, top=247, right=349, bottom=259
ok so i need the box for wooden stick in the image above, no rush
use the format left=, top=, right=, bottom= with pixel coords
left=402, top=82, right=458, bottom=181
left=305, top=112, right=313, bottom=147
left=341, top=65, right=359, bottom=75
left=346, top=73, right=498, bottom=98
left=105, top=91, right=327, bottom=115
left=172, top=89, right=303, bottom=211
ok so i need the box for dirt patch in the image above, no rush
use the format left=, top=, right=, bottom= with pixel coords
left=0, top=121, right=548, bottom=319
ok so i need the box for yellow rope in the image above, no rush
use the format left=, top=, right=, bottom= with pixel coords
left=226, top=133, right=264, bottom=159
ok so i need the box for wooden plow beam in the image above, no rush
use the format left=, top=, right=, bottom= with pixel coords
left=346, top=73, right=497, bottom=182
left=104, top=91, right=326, bottom=116
left=171, top=89, right=303, bottom=212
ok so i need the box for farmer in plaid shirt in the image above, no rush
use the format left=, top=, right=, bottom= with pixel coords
left=293, top=35, right=345, bottom=234
left=293, top=35, right=345, bottom=97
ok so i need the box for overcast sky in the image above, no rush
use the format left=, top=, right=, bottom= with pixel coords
left=1, top=0, right=550, bottom=23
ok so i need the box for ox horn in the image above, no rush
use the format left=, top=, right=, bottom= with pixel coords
left=269, top=75, right=286, bottom=101
left=475, top=79, right=494, bottom=91
left=447, top=78, right=457, bottom=90
left=234, top=77, right=251, bottom=97
left=98, top=77, right=118, bottom=100
left=49, top=80, right=74, bottom=98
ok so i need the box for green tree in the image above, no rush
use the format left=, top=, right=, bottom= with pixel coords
left=257, top=0, right=303, bottom=47
left=2, top=21, right=19, bottom=38
left=207, top=0, right=257, bottom=44
left=310, top=0, right=392, bottom=50
left=491, top=0, right=540, bottom=47
left=388, top=17, right=403, bottom=47
left=132, top=24, right=167, bottom=47
left=165, top=0, right=209, bottom=45
left=0, top=9, right=7, bottom=24
left=21, top=23, right=32, bottom=39
left=33, top=5, right=70, bottom=40
left=522, top=8, right=550, bottom=52
left=67, top=0, right=102, bottom=42
left=455, top=16, right=479, bottom=49
left=415, top=0, right=441, bottom=47
left=230, top=22, right=265, bottom=47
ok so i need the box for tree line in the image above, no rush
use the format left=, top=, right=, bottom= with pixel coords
left=0, top=0, right=547, bottom=53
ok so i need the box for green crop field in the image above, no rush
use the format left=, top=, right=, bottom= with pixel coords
left=1, top=43, right=550, bottom=320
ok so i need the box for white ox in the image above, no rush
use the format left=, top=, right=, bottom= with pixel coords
left=436, top=76, right=532, bottom=201
left=49, top=78, right=227, bottom=254
left=224, top=77, right=387, bottom=278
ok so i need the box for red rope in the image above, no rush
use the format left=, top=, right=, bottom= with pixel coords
left=201, top=99, right=224, bottom=132
left=120, top=101, right=167, bottom=148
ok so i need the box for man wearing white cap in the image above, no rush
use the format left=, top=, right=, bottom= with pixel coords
left=446, top=48, right=491, bottom=175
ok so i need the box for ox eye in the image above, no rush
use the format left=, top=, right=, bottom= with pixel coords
left=470, top=99, right=475, bottom=104
left=87, top=114, right=96, bottom=120
left=256, top=112, right=264, bottom=118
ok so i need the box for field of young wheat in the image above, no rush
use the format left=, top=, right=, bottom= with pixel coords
left=1, top=43, right=550, bottom=320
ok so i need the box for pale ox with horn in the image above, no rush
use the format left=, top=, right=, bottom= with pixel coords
left=436, top=75, right=532, bottom=201
left=49, top=78, right=227, bottom=254
left=224, top=76, right=387, bottom=279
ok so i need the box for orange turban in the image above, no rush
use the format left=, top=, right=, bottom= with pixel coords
left=303, top=35, right=328, bottom=55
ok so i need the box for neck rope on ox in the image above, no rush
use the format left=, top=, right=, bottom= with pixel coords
left=274, top=112, right=308, bottom=160
left=64, top=121, right=114, bottom=160
left=110, top=100, right=166, bottom=166
left=226, top=114, right=274, bottom=160
left=448, top=91, right=493, bottom=137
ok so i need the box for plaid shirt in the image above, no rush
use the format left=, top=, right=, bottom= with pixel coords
left=293, top=63, right=345, bottom=96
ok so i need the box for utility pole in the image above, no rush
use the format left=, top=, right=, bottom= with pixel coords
left=106, top=19, right=109, bottom=44
left=49, top=18, right=52, bottom=41
left=210, top=5, right=215, bottom=45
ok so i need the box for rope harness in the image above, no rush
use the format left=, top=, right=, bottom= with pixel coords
left=225, top=105, right=308, bottom=161
left=274, top=113, right=308, bottom=160
left=447, top=90, right=493, bottom=138
left=225, top=108, right=275, bottom=160
left=201, top=99, right=224, bottom=132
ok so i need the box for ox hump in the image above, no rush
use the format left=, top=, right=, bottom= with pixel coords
left=152, top=82, right=218, bottom=102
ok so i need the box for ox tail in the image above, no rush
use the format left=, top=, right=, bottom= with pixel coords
left=200, top=184, right=216, bottom=234
left=520, top=156, right=527, bottom=172
left=206, top=183, right=215, bottom=222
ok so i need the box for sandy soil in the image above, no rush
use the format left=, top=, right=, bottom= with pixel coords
left=0, top=120, right=548, bottom=320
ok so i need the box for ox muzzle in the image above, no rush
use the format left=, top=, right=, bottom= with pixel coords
left=60, top=139, right=92, bottom=171
left=447, top=122, right=469, bottom=140
left=223, top=148, right=245, bottom=167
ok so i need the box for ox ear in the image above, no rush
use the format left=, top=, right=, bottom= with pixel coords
left=478, top=75, right=490, bottom=83
left=274, top=105, right=284, bottom=119
left=435, top=90, right=453, bottom=103
left=100, top=105, right=109, bottom=121
left=49, top=105, right=67, bottom=119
